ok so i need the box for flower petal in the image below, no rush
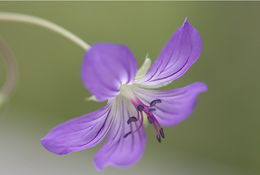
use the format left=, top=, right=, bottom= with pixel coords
left=136, top=19, right=202, bottom=88
left=94, top=96, right=146, bottom=170
left=81, top=43, right=138, bottom=101
left=133, top=82, right=207, bottom=126
left=40, top=104, right=112, bottom=155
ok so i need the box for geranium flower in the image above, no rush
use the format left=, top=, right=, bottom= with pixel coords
left=40, top=18, right=207, bottom=170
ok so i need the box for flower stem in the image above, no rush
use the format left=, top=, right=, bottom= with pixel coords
left=0, top=42, right=17, bottom=106
left=0, top=12, right=90, bottom=50
left=0, top=12, right=91, bottom=106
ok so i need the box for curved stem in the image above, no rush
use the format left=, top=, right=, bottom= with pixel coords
left=0, top=12, right=90, bottom=50
left=0, top=42, right=17, bottom=106
left=0, top=12, right=91, bottom=106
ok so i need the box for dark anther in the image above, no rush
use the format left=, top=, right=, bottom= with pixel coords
left=150, top=99, right=162, bottom=106
left=147, top=116, right=153, bottom=124
left=148, top=108, right=156, bottom=112
left=127, top=116, right=138, bottom=124
left=156, top=135, right=161, bottom=143
left=123, top=131, right=132, bottom=138
left=159, top=128, right=165, bottom=138
left=137, top=105, right=144, bottom=111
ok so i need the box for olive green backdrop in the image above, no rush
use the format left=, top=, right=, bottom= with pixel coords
left=0, top=2, right=259, bottom=175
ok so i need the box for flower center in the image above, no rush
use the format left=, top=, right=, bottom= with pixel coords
left=124, top=98, right=165, bottom=143
left=119, top=84, right=136, bottom=99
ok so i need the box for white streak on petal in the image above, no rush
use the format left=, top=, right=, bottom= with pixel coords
left=94, top=95, right=146, bottom=170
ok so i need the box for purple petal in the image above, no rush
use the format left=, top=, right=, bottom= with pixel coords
left=136, top=19, right=202, bottom=88
left=133, top=82, right=207, bottom=126
left=40, top=104, right=112, bottom=155
left=94, top=97, right=146, bottom=170
left=81, top=43, right=138, bottom=101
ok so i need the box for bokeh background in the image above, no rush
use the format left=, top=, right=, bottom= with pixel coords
left=0, top=2, right=259, bottom=175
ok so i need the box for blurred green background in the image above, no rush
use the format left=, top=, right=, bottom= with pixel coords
left=0, top=2, right=259, bottom=175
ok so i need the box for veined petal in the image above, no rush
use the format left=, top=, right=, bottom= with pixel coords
left=40, top=104, right=112, bottom=155
left=133, top=82, right=207, bottom=126
left=81, top=43, right=138, bottom=102
left=94, top=96, right=146, bottom=170
left=136, top=19, right=202, bottom=88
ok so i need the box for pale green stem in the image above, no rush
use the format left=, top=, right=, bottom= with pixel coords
left=0, top=12, right=91, bottom=106
left=0, top=12, right=90, bottom=50
left=0, top=42, right=17, bottom=106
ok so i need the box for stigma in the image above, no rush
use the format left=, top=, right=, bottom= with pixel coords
left=123, top=98, right=165, bottom=143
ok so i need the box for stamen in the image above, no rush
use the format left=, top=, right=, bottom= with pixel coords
left=125, top=99, right=165, bottom=142
left=124, top=109, right=144, bottom=139
left=159, top=128, right=165, bottom=138
left=147, top=116, right=153, bottom=124
left=148, top=108, right=156, bottom=112
left=137, top=104, right=144, bottom=111
left=150, top=99, right=162, bottom=106
left=127, top=116, right=138, bottom=124
left=156, top=135, right=161, bottom=143
left=130, top=111, right=144, bottom=134
left=123, top=131, right=132, bottom=138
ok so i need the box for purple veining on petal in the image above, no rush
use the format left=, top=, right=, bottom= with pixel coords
left=150, top=55, right=190, bottom=82
left=81, top=43, right=138, bottom=102
left=94, top=97, right=146, bottom=170
left=39, top=18, right=207, bottom=171
left=40, top=104, right=112, bottom=155
left=133, top=82, right=207, bottom=126
left=136, top=19, right=202, bottom=88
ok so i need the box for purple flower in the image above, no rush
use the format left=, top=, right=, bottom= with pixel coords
left=40, top=19, right=207, bottom=170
